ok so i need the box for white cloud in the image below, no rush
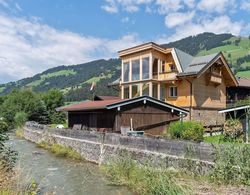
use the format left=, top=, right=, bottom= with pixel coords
left=156, top=0, right=183, bottom=14
left=101, top=0, right=118, bottom=13
left=197, top=0, right=235, bottom=13
left=102, top=0, right=153, bottom=13
left=240, top=0, right=250, bottom=10
left=165, top=11, right=195, bottom=28
left=158, top=15, right=243, bottom=43
left=0, top=14, right=141, bottom=83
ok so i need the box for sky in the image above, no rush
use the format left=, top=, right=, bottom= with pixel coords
left=0, top=0, right=250, bottom=83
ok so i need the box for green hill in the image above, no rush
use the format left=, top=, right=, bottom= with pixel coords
left=0, top=32, right=250, bottom=101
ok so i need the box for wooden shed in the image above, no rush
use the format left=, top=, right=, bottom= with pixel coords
left=58, top=96, right=189, bottom=135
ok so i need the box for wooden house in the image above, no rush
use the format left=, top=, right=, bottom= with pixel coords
left=110, top=42, right=238, bottom=126
left=57, top=96, right=188, bottom=135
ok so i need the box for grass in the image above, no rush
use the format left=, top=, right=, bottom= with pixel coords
left=102, top=149, right=250, bottom=195
left=26, top=69, right=76, bottom=87
left=236, top=70, right=250, bottom=78
left=83, top=73, right=112, bottom=84
left=197, top=37, right=250, bottom=69
left=0, top=87, right=5, bottom=93
left=15, top=129, right=24, bottom=138
left=102, top=153, right=186, bottom=195
left=37, top=142, right=82, bottom=160
left=0, top=163, right=38, bottom=194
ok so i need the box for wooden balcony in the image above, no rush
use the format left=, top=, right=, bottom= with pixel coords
left=206, top=72, right=222, bottom=86
left=153, top=71, right=177, bottom=81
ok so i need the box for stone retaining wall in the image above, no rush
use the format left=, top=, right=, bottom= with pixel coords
left=23, top=123, right=216, bottom=174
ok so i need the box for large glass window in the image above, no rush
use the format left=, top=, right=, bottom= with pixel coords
left=169, top=86, right=177, bottom=97
left=132, top=84, right=140, bottom=98
left=132, top=59, right=140, bottom=81
left=142, top=83, right=150, bottom=96
left=123, top=62, right=130, bottom=82
left=160, top=84, right=166, bottom=101
left=152, top=83, right=158, bottom=99
left=123, top=85, right=130, bottom=99
left=142, top=57, right=149, bottom=79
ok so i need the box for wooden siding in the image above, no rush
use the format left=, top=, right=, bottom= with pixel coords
left=115, top=102, right=180, bottom=134
left=165, top=79, right=192, bottom=107
left=192, top=65, right=226, bottom=109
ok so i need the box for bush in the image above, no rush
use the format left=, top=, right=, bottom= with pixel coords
left=0, top=121, right=8, bottom=133
left=166, top=121, right=204, bottom=142
left=224, top=119, right=243, bottom=141
left=14, top=112, right=28, bottom=128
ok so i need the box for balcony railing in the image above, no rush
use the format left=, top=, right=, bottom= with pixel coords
left=153, top=71, right=177, bottom=81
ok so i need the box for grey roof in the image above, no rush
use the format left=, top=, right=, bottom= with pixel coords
left=174, top=48, right=193, bottom=72
left=177, top=52, right=220, bottom=76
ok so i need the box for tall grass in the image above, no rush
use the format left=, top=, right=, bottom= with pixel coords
left=210, top=144, right=250, bottom=186
left=37, top=142, right=82, bottom=160
left=102, top=152, right=187, bottom=195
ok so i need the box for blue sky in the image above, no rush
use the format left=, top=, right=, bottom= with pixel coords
left=0, top=0, right=250, bottom=83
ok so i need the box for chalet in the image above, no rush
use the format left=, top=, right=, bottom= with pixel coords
left=110, top=42, right=238, bottom=126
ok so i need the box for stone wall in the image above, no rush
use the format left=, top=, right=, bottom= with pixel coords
left=23, top=123, right=216, bottom=174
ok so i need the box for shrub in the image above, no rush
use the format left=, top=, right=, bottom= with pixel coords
left=166, top=121, right=204, bottom=142
left=224, top=119, right=243, bottom=140
left=0, top=121, right=8, bottom=133
left=14, top=112, right=28, bottom=128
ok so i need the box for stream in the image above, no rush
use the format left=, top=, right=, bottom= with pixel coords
left=7, top=135, right=133, bottom=195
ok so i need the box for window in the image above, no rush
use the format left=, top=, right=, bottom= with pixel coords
left=160, top=84, right=166, bottom=101
left=142, top=57, right=149, bottom=79
left=132, top=84, right=140, bottom=98
left=169, top=86, right=177, bottom=97
left=152, top=83, right=158, bottom=98
left=170, top=64, right=176, bottom=72
left=123, top=85, right=129, bottom=99
left=161, top=61, right=165, bottom=73
left=123, top=62, right=130, bottom=82
left=142, top=83, right=149, bottom=96
left=132, top=59, right=140, bottom=81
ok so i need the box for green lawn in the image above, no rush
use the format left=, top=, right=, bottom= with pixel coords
left=197, top=37, right=250, bottom=68
left=26, top=69, right=76, bottom=87
left=236, top=70, right=250, bottom=78
left=0, top=87, right=5, bottom=93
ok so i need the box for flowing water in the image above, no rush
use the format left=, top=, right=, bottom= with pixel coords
left=8, top=135, right=133, bottom=195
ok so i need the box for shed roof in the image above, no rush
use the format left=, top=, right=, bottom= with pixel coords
left=237, top=77, right=250, bottom=88
left=58, top=96, right=189, bottom=115
left=218, top=104, right=250, bottom=113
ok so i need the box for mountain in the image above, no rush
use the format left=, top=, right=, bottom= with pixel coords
left=0, top=32, right=250, bottom=101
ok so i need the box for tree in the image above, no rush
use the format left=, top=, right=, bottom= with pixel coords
left=42, top=89, right=65, bottom=124
left=14, top=112, right=28, bottom=128
left=0, top=89, right=50, bottom=128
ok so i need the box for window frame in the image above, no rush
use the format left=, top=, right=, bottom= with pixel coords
left=169, top=86, right=177, bottom=98
left=123, top=61, right=130, bottom=82
left=131, top=59, right=140, bottom=81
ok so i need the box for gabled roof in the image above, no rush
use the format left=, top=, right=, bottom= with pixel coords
left=58, top=95, right=189, bottom=115
left=177, top=52, right=220, bottom=76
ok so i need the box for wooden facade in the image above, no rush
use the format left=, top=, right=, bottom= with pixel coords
left=117, top=42, right=238, bottom=125
left=65, top=96, right=188, bottom=135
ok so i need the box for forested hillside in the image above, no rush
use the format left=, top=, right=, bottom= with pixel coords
left=0, top=32, right=250, bottom=101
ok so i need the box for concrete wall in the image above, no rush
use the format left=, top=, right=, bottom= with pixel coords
left=23, top=123, right=216, bottom=174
